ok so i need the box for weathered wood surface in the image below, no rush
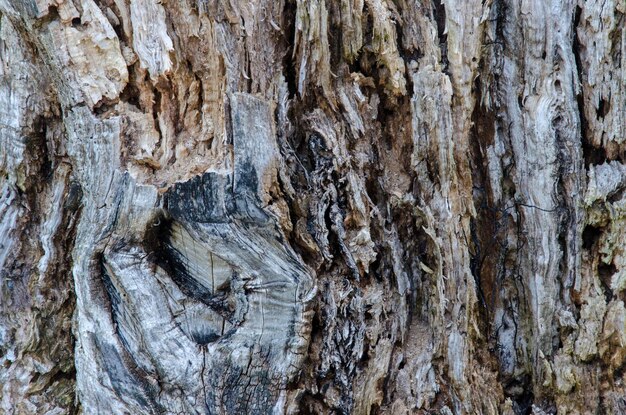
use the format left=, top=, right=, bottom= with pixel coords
left=0, top=0, right=625, bottom=414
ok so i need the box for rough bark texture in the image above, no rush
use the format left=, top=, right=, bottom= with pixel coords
left=1, top=0, right=625, bottom=414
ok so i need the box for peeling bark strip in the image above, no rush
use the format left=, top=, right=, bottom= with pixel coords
left=1, top=0, right=625, bottom=414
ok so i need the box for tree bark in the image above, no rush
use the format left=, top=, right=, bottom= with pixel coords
left=0, top=0, right=625, bottom=414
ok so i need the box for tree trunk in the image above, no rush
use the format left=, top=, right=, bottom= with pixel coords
left=1, top=0, right=625, bottom=413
